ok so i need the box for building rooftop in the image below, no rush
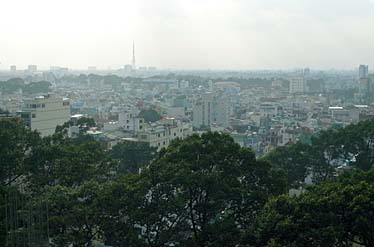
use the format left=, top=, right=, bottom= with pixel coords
left=329, top=106, right=344, bottom=110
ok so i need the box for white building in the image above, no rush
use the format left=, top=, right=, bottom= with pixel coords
left=193, top=92, right=213, bottom=128
left=118, top=112, right=145, bottom=132
left=192, top=92, right=230, bottom=129
left=19, top=95, right=70, bottom=136
left=137, top=118, right=192, bottom=150
left=328, top=106, right=360, bottom=123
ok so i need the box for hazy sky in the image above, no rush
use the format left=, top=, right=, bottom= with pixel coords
left=1, top=0, right=374, bottom=70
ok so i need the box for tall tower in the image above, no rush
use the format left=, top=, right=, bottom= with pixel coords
left=132, top=42, right=136, bottom=70
left=359, top=65, right=369, bottom=79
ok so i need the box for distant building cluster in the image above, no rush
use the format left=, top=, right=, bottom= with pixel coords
left=2, top=63, right=374, bottom=155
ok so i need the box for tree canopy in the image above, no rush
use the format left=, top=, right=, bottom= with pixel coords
left=263, top=120, right=374, bottom=189
left=109, top=141, right=156, bottom=174
left=247, top=170, right=374, bottom=247
left=138, top=109, right=162, bottom=123
left=0, top=78, right=51, bottom=94
left=0, top=118, right=373, bottom=246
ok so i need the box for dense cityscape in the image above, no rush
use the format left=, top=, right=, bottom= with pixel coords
left=1, top=0, right=374, bottom=246
left=1, top=61, right=374, bottom=157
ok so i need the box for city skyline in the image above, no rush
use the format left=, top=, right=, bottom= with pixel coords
left=1, top=0, right=374, bottom=70
left=2, top=1, right=374, bottom=246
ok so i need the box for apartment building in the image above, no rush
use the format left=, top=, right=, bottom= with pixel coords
left=137, top=118, right=192, bottom=150
left=19, top=94, right=70, bottom=136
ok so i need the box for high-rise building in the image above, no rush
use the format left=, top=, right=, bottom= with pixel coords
left=368, top=74, right=374, bottom=103
left=192, top=92, right=230, bottom=129
left=359, top=65, right=369, bottom=79
left=289, top=77, right=306, bottom=94
left=303, top=68, right=310, bottom=78
left=213, top=95, right=230, bottom=127
left=358, top=65, right=371, bottom=103
left=18, top=95, right=70, bottom=136
left=193, top=92, right=213, bottom=128
left=10, top=65, right=16, bottom=72
left=28, top=65, right=37, bottom=72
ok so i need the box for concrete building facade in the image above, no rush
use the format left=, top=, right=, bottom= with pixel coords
left=19, top=95, right=70, bottom=136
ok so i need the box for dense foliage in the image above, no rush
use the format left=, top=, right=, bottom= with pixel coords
left=244, top=171, right=374, bottom=247
left=138, top=109, right=162, bottom=123
left=263, top=120, right=374, bottom=189
left=0, top=78, right=51, bottom=94
left=0, top=118, right=373, bottom=246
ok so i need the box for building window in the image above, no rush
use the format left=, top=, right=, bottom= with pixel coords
left=140, top=126, right=143, bottom=129
left=139, top=120, right=143, bottom=123
left=126, top=120, right=129, bottom=123
left=158, top=143, right=160, bottom=146
left=163, top=132, right=165, bottom=136
left=42, top=104, right=45, bottom=108
left=163, top=141, right=165, bottom=145
left=63, top=102, right=70, bottom=106
left=32, top=113, right=36, bottom=118
left=158, top=133, right=160, bottom=137
left=174, top=133, right=176, bottom=136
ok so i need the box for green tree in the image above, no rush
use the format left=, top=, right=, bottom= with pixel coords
left=55, top=117, right=96, bottom=136
left=339, top=120, right=374, bottom=171
left=265, top=124, right=363, bottom=187
left=0, top=185, right=7, bottom=245
left=41, top=181, right=103, bottom=246
left=0, top=119, right=41, bottom=246
left=0, top=78, right=25, bottom=93
left=26, top=134, right=115, bottom=191
left=98, top=132, right=286, bottom=247
left=0, top=118, right=40, bottom=186
left=138, top=109, right=161, bottom=123
left=97, top=175, right=145, bottom=247
left=250, top=170, right=374, bottom=247
left=263, top=143, right=310, bottom=189
left=98, top=173, right=186, bottom=247
left=109, top=141, right=156, bottom=174
left=308, top=129, right=341, bottom=183
left=146, top=132, right=285, bottom=247
left=23, top=81, right=52, bottom=94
